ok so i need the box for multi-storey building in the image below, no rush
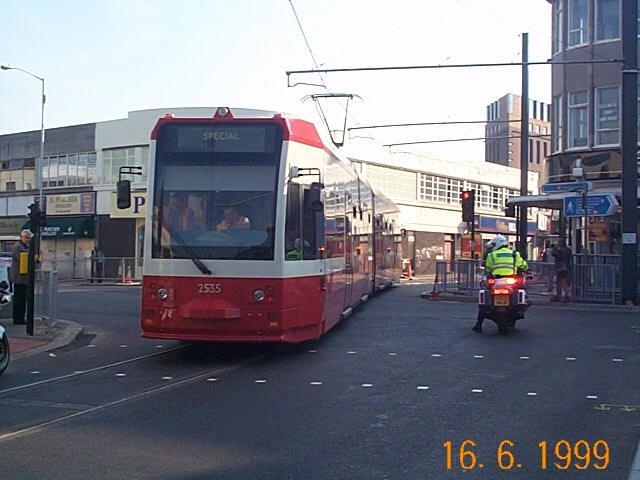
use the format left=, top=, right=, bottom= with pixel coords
left=485, top=93, right=551, bottom=178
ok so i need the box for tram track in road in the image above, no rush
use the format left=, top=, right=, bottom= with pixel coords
left=0, top=354, right=266, bottom=444
left=0, top=345, right=186, bottom=396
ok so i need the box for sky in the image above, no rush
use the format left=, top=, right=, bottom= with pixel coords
left=0, top=0, right=551, bottom=161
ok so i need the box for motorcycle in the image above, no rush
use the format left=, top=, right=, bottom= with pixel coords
left=478, top=273, right=531, bottom=334
left=0, top=280, right=11, bottom=375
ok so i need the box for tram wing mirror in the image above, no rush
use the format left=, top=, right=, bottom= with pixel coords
left=116, top=180, right=132, bottom=209
left=289, top=166, right=300, bottom=180
left=309, top=182, right=325, bottom=212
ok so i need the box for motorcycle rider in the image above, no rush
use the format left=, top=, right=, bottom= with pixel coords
left=472, top=234, right=528, bottom=332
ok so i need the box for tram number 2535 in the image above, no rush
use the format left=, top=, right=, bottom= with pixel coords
left=198, top=283, right=222, bottom=294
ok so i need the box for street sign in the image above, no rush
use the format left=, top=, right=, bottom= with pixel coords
left=564, top=194, right=618, bottom=217
left=541, top=182, right=590, bottom=194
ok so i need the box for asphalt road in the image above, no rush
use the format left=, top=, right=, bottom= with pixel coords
left=0, top=282, right=638, bottom=480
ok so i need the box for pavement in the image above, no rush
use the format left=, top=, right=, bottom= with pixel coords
left=0, top=282, right=638, bottom=479
left=1, top=314, right=83, bottom=359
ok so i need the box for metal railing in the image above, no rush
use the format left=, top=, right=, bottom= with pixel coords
left=35, top=270, right=59, bottom=322
left=40, top=257, right=140, bottom=283
left=433, top=257, right=623, bottom=305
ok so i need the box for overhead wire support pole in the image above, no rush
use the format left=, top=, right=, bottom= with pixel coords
left=518, top=33, right=529, bottom=259
left=621, top=0, right=638, bottom=305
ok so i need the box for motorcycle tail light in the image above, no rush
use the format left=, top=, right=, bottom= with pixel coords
left=505, top=277, right=518, bottom=285
left=486, top=278, right=495, bottom=285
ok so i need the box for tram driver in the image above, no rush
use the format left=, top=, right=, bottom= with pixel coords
left=216, top=206, right=251, bottom=231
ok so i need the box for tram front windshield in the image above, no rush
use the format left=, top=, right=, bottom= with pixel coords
left=152, top=122, right=282, bottom=261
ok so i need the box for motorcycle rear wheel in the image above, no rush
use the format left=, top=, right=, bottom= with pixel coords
left=0, top=334, right=9, bottom=375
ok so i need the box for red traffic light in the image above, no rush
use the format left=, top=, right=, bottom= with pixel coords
left=462, top=191, right=470, bottom=200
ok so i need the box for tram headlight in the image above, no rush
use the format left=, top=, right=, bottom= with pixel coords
left=157, top=288, right=169, bottom=300
left=253, top=289, right=266, bottom=302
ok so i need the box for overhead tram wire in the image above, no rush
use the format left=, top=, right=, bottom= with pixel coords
left=286, top=58, right=622, bottom=87
left=384, top=133, right=551, bottom=147
left=348, top=119, right=522, bottom=131
left=287, top=0, right=361, bottom=135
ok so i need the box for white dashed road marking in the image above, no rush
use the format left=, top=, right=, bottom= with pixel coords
left=115, top=373, right=126, bottom=377
left=527, top=392, right=538, bottom=396
left=566, top=357, right=576, bottom=361
left=310, top=382, right=323, bottom=385
left=347, top=351, right=356, bottom=354
left=474, top=355, right=484, bottom=359
left=520, top=356, right=530, bottom=360
left=361, top=383, right=373, bottom=388
left=120, top=345, right=128, bottom=348
left=417, top=386, right=430, bottom=390
left=431, top=354, right=442, bottom=358
left=206, top=378, right=218, bottom=382
left=613, top=358, right=624, bottom=362
left=254, top=379, right=266, bottom=383
left=162, top=376, right=173, bottom=380
left=29, top=371, right=40, bottom=375
left=308, top=349, right=317, bottom=353
left=587, top=395, right=598, bottom=399
left=472, top=389, right=483, bottom=393
left=388, top=353, right=397, bottom=356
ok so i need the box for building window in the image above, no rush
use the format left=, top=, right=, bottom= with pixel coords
left=568, top=90, right=589, bottom=148
left=543, top=141, right=548, bottom=159
left=553, top=0, right=564, bottom=53
left=568, top=0, right=589, bottom=47
left=5, top=182, right=16, bottom=191
left=42, top=152, right=96, bottom=188
left=596, top=0, right=620, bottom=41
left=553, top=95, right=563, bottom=152
left=529, top=139, right=534, bottom=163
left=101, top=146, right=149, bottom=185
left=595, top=86, right=620, bottom=146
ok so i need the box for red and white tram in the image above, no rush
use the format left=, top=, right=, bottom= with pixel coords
left=135, top=107, right=401, bottom=343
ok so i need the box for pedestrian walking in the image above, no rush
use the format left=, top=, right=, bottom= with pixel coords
left=551, top=240, right=572, bottom=302
left=10, top=229, right=32, bottom=325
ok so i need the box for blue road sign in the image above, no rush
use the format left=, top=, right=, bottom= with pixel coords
left=564, top=194, right=618, bottom=217
left=541, top=182, right=590, bottom=194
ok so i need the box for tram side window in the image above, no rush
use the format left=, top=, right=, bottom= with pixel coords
left=302, top=188, right=321, bottom=260
left=285, top=183, right=302, bottom=261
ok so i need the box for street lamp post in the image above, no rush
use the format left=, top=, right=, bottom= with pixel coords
left=1, top=64, right=45, bottom=208
left=2, top=64, right=45, bottom=336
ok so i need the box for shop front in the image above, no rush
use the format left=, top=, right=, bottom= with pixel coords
left=0, top=217, right=28, bottom=252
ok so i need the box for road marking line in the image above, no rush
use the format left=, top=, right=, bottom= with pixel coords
left=161, top=376, right=172, bottom=380
left=73, top=371, right=84, bottom=374
left=388, top=353, right=397, bottom=356
left=88, top=345, right=96, bottom=348
left=520, top=356, right=530, bottom=360
left=361, top=383, right=373, bottom=388
left=310, top=382, right=323, bottom=385
left=155, top=345, right=164, bottom=348
left=613, top=358, right=624, bottom=362
left=431, top=353, right=442, bottom=357
left=566, top=357, right=576, bottom=361
left=115, top=373, right=126, bottom=377
left=0, top=357, right=263, bottom=444
left=120, top=345, right=127, bottom=348
left=308, top=349, right=317, bottom=353
left=254, top=379, right=266, bottom=383
left=527, top=392, right=538, bottom=396
left=206, top=378, right=218, bottom=382
left=587, top=395, right=598, bottom=399
left=29, top=371, right=40, bottom=375
left=416, top=386, right=429, bottom=390
left=472, top=389, right=483, bottom=393
left=474, top=355, right=484, bottom=359
left=0, top=345, right=185, bottom=396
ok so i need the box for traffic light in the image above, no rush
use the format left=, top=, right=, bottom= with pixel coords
left=461, top=190, right=475, bottom=223
left=28, top=202, right=41, bottom=231
left=504, top=203, right=516, bottom=218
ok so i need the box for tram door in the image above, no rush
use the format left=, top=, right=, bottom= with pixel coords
left=343, top=211, right=354, bottom=311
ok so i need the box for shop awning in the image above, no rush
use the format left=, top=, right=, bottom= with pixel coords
left=23, top=216, right=95, bottom=238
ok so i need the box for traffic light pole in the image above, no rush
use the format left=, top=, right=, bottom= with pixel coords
left=518, top=32, right=529, bottom=259
left=26, top=201, right=41, bottom=336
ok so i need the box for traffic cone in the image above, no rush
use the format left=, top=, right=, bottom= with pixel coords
left=125, top=265, right=133, bottom=284
left=407, top=259, right=413, bottom=281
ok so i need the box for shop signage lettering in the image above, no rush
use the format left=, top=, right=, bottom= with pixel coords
left=46, top=192, right=95, bottom=216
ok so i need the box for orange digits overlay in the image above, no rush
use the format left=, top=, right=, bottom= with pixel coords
left=444, top=439, right=610, bottom=471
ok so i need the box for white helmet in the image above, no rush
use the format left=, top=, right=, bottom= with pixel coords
left=491, top=234, right=508, bottom=250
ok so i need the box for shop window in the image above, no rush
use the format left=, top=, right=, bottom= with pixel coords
left=595, top=86, right=620, bottom=146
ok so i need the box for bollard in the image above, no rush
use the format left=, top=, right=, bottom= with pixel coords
left=407, top=258, right=413, bottom=281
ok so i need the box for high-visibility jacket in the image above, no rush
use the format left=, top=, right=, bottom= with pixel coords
left=485, top=246, right=528, bottom=276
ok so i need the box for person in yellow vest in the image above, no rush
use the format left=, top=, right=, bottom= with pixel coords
left=10, top=230, right=32, bottom=325
left=473, top=234, right=528, bottom=332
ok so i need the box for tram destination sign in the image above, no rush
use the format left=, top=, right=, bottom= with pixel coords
left=175, top=124, right=275, bottom=153
left=564, top=194, right=618, bottom=217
